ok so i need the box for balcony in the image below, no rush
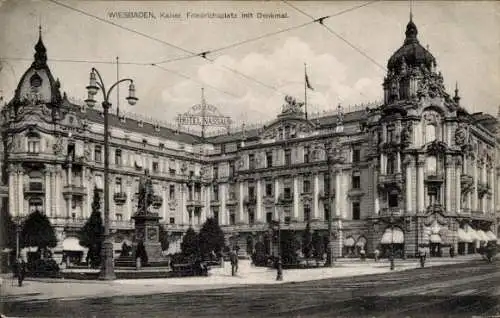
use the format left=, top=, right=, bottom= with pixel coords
left=113, top=192, right=127, bottom=205
left=426, top=204, right=444, bottom=214
left=378, top=173, right=403, bottom=185
left=379, top=207, right=403, bottom=218
left=226, top=193, right=238, bottom=206
left=24, top=182, right=44, bottom=195
left=425, top=172, right=444, bottom=183
left=62, top=185, right=87, bottom=197
left=347, top=187, right=365, bottom=198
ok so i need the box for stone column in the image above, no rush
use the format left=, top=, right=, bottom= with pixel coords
left=220, top=183, right=226, bottom=225
left=456, top=158, right=462, bottom=214
left=274, top=177, right=280, bottom=219
left=397, top=152, right=401, bottom=174
left=238, top=181, right=245, bottom=223
left=8, top=165, right=15, bottom=217
left=256, top=179, right=262, bottom=222
left=373, top=162, right=379, bottom=216
left=473, top=159, right=478, bottom=210
left=380, top=154, right=386, bottom=174
left=445, top=156, right=453, bottom=213
left=55, top=165, right=62, bottom=218
left=44, top=168, right=51, bottom=216
left=405, top=157, right=412, bottom=214
left=126, top=177, right=133, bottom=221
left=482, top=164, right=487, bottom=213
left=162, top=184, right=168, bottom=221
left=417, top=157, right=425, bottom=214
left=293, top=175, right=299, bottom=221
left=490, top=169, right=495, bottom=214
left=181, top=184, right=187, bottom=225
left=334, top=169, right=341, bottom=218
left=313, top=173, right=319, bottom=220
left=17, top=167, right=24, bottom=216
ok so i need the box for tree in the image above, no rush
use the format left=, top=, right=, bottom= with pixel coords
left=79, top=187, right=104, bottom=268
left=181, top=227, right=199, bottom=257
left=0, top=206, right=16, bottom=250
left=302, top=222, right=313, bottom=259
left=20, top=210, right=57, bottom=257
left=198, top=217, right=225, bottom=259
left=280, top=230, right=300, bottom=265
left=312, top=231, right=325, bottom=260
left=158, top=224, right=169, bottom=252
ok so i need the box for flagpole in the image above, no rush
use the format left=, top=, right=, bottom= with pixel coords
left=304, top=63, right=308, bottom=120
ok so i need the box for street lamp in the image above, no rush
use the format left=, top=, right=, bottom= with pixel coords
left=13, top=216, right=25, bottom=260
left=390, top=212, right=395, bottom=271
left=85, top=68, right=138, bottom=280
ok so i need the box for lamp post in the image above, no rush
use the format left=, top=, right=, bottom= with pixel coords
left=85, top=68, right=138, bottom=280
left=13, top=216, right=24, bottom=260
left=276, top=208, right=283, bottom=281
left=390, top=212, right=395, bottom=270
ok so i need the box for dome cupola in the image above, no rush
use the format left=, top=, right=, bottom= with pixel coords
left=387, top=17, right=436, bottom=75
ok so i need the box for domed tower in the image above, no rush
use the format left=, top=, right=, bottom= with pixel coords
left=383, top=16, right=439, bottom=104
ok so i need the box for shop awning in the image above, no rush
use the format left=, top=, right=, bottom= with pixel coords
left=476, top=230, right=489, bottom=242
left=486, top=231, right=497, bottom=241
left=380, top=228, right=404, bottom=244
left=344, top=237, right=355, bottom=247
left=356, top=237, right=367, bottom=247
left=458, top=228, right=472, bottom=243
left=62, top=237, right=87, bottom=252
left=430, top=234, right=441, bottom=243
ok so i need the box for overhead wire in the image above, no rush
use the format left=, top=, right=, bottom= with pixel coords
left=283, top=0, right=387, bottom=72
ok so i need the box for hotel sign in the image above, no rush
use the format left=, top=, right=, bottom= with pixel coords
left=177, top=95, right=232, bottom=136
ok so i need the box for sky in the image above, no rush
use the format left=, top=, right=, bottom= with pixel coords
left=0, top=0, right=499, bottom=133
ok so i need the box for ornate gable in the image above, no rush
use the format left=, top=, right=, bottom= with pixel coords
left=260, top=95, right=316, bottom=140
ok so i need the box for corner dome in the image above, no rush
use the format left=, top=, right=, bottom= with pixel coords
left=387, top=18, right=436, bottom=73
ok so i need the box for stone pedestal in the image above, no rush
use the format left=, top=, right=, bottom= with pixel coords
left=132, top=213, right=164, bottom=265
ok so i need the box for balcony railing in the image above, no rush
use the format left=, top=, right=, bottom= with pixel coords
left=378, top=173, right=403, bottom=184
left=379, top=207, right=403, bottom=218
left=113, top=192, right=127, bottom=205
left=63, top=185, right=87, bottom=196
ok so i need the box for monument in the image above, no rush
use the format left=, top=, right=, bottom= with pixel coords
left=127, top=169, right=164, bottom=266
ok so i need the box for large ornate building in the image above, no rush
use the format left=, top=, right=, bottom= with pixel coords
left=1, top=17, right=499, bottom=260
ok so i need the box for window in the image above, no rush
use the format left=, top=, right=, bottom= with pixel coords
left=249, top=154, right=255, bottom=169
left=266, top=211, right=273, bottom=223
left=213, top=166, right=218, bottom=179
left=159, top=143, right=165, bottom=149
left=229, top=162, right=235, bottom=177
left=353, top=148, right=361, bottom=163
left=388, top=192, right=399, bottom=208
left=266, top=152, right=273, bottom=168
left=28, top=197, right=43, bottom=213
left=169, top=217, right=175, bottom=224
left=387, top=155, right=396, bottom=175
left=213, top=184, right=219, bottom=200
left=304, top=146, right=310, bottom=163
left=169, top=185, right=175, bottom=200
left=352, top=202, right=360, bottom=220
left=152, top=161, right=159, bottom=173
left=324, top=174, right=331, bottom=195
left=248, top=186, right=255, bottom=198
left=230, top=213, right=236, bottom=225
left=284, top=187, right=291, bottom=199
left=28, top=171, right=43, bottom=191
left=387, top=127, right=394, bottom=143
left=116, top=213, right=123, bottom=221
left=426, top=156, right=437, bottom=174
left=285, top=149, right=291, bottom=166
left=324, top=204, right=330, bottom=221
left=115, top=149, right=122, bottom=166
left=303, top=179, right=311, bottom=193
left=304, top=205, right=311, bottom=221
left=213, top=208, right=219, bottom=223
left=67, top=144, right=75, bottom=162
left=248, top=209, right=255, bottom=224
left=265, top=183, right=273, bottom=197
left=169, top=168, right=176, bottom=176
left=115, top=177, right=122, bottom=193
left=94, top=145, right=102, bottom=163
left=352, top=172, right=361, bottom=189
left=428, top=185, right=440, bottom=205
left=426, top=123, right=436, bottom=143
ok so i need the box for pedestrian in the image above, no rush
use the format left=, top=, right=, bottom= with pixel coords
left=17, top=257, right=26, bottom=287
left=449, top=246, right=455, bottom=258
left=230, top=249, right=238, bottom=276
left=360, top=249, right=366, bottom=261
left=374, top=248, right=380, bottom=262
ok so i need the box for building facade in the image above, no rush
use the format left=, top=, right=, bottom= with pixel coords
left=1, top=18, right=499, bottom=260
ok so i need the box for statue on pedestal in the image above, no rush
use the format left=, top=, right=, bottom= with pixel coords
left=137, top=169, right=154, bottom=215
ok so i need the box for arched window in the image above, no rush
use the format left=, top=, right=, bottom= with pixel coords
left=425, top=123, right=436, bottom=143
left=26, top=132, right=41, bottom=154
left=426, top=155, right=437, bottom=174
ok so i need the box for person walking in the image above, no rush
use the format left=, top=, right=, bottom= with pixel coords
left=230, top=249, right=238, bottom=276
left=16, top=257, right=26, bottom=287
left=374, top=248, right=380, bottom=262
